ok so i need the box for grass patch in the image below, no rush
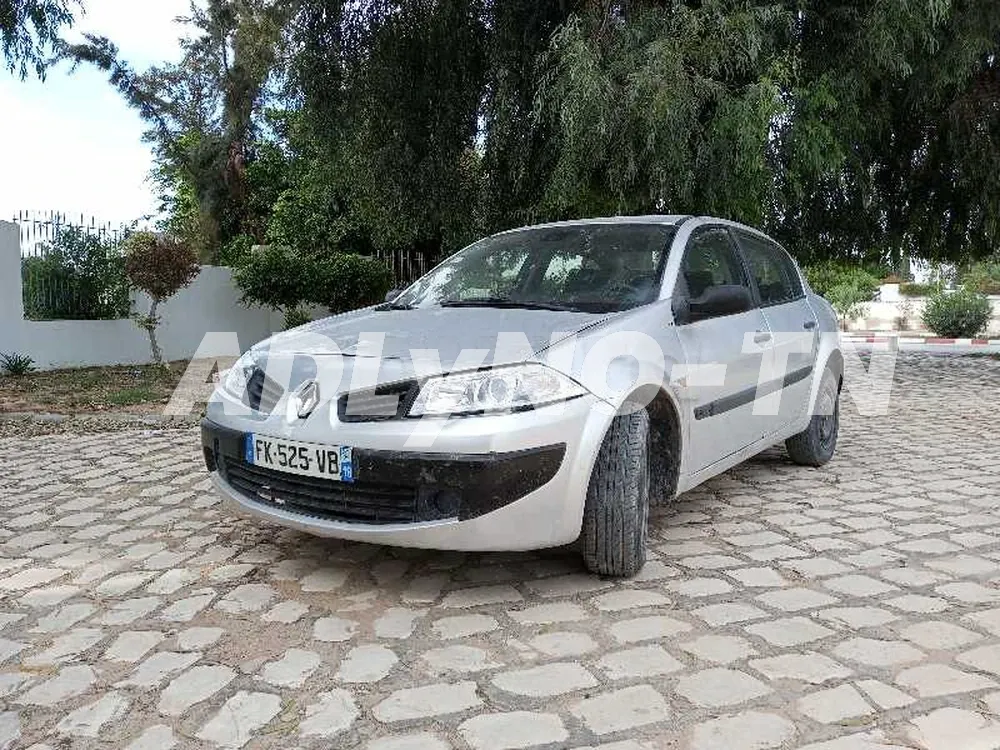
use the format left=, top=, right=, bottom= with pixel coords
left=0, top=361, right=190, bottom=414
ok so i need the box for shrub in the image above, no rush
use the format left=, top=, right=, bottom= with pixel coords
left=804, top=262, right=880, bottom=328
left=218, top=234, right=255, bottom=268
left=234, top=246, right=393, bottom=318
left=123, top=232, right=201, bottom=366
left=0, top=352, right=36, bottom=376
left=233, top=244, right=309, bottom=312
left=21, top=227, right=130, bottom=320
left=308, top=253, right=393, bottom=314
left=283, top=307, right=313, bottom=330
left=899, top=282, right=939, bottom=297
left=921, top=289, right=992, bottom=338
left=960, top=260, right=1000, bottom=295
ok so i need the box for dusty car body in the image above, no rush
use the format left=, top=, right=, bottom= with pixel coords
left=202, top=215, right=843, bottom=575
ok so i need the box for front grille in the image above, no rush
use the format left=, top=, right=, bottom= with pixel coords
left=338, top=380, right=419, bottom=422
left=222, top=457, right=420, bottom=525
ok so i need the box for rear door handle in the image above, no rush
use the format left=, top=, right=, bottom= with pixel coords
left=803, top=320, right=817, bottom=330
left=754, top=330, right=772, bottom=344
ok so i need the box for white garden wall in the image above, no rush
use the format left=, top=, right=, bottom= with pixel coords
left=0, top=221, right=285, bottom=370
left=845, top=285, right=1000, bottom=335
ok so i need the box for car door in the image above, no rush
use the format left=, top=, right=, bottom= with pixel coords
left=733, top=229, right=817, bottom=435
left=672, top=225, right=772, bottom=471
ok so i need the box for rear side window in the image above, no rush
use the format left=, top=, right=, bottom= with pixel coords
left=737, top=231, right=804, bottom=306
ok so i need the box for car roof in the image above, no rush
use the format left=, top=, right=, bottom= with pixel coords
left=495, top=214, right=781, bottom=237
left=497, top=214, right=690, bottom=236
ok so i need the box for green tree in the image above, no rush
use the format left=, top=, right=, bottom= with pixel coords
left=60, top=0, right=295, bottom=262
left=123, top=232, right=201, bottom=366
left=1, top=0, right=78, bottom=78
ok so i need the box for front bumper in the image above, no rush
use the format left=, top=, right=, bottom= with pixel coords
left=202, top=393, right=612, bottom=551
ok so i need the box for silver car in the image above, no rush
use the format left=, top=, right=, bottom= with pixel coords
left=202, top=216, right=842, bottom=576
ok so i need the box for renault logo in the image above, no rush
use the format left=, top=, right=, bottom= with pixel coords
left=292, top=380, right=321, bottom=419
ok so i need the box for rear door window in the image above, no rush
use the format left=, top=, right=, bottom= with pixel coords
left=736, top=231, right=804, bottom=306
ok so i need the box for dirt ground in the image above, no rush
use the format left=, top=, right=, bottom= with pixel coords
left=0, top=360, right=191, bottom=414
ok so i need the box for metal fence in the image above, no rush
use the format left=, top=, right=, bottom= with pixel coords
left=13, top=211, right=132, bottom=321
left=374, top=246, right=436, bottom=287
left=14, top=210, right=127, bottom=257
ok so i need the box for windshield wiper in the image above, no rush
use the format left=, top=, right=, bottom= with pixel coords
left=440, top=297, right=578, bottom=312
left=378, top=301, right=414, bottom=310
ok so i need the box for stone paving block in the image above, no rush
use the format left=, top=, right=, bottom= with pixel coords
left=431, top=614, right=498, bottom=639
left=908, top=707, right=1000, bottom=750
left=895, top=664, right=998, bottom=698
left=676, top=668, right=772, bottom=707
left=176, top=626, right=224, bottom=651
left=103, top=631, right=164, bottom=662
left=749, top=653, right=852, bottom=684
left=569, top=684, right=670, bottom=735
left=258, top=648, right=321, bottom=687
left=597, top=645, right=685, bottom=679
left=690, top=710, right=797, bottom=750
left=301, top=689, right=360, bottom=737
left=197, top=690, right=282, bottom=747
left=337, top=644, right=399, bottom=683
left=745, top=617, right=835, bottom=647
left=798, top=684, right=875, bottom=724
left=529, top=631, right=599, bottom=658
left=56, top=691, right=130, bottom=737
left=591, top=589, right=671, bottom=611
left=314, top=615, right=359, bottom=642
left=116, top=651, right=200, bottom=688
left=367, top=732, right=450, bottom=750
left=375, top=607, right=427, bottom=638
left=609, top=614, right=692, bottom=643
left=18, top=665, right=96, bottom=706
left=373, top=682, right=482, bottom=722
left=458, top=712, right=568, bottom=750
left=833, top=638, right=925, bottom=667
left=855, top=679, right=915, bottom=709
left=126, top=724, right=177, bottom=750
left=492, top=662, right=597, bottom=697
left=159, top=665, right=235, bottom=716
left=679, top=635, right=757, bottom=664
left=899, top=621, right=983, bottom=650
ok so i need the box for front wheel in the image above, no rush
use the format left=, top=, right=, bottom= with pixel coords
left=786, top=368, right=840, bottom=467
left=580, top=409, right=650, bottom=577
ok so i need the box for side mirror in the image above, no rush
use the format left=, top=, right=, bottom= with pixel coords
left=685, top=285, right=753, bottom=323
left=384, top=288, right=405, bottom=303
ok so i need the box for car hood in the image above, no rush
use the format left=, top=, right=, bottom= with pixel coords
left=266, top=306, right=612, bottom=371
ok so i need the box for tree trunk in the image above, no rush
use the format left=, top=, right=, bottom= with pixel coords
left=147, top=298, right=164, bottom=366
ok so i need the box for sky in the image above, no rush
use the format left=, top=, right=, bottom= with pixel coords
left=0, top=0, right=193, bottom=229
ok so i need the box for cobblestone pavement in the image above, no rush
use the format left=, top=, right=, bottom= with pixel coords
left=2, top=353, right=1000, bottom=750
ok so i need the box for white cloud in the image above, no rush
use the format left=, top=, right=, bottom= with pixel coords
left=0, top=0, right=194, bottom=230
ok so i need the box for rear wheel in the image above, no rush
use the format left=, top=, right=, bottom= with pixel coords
left=786, top=368, right=840, bottom=467
left=581, top=409, right=650, bottom=577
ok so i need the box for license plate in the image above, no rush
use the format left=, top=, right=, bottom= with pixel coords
left=245, top=434, right=354, bottom=483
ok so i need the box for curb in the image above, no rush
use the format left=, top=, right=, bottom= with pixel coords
left=842, top=333, right=1000, bottom=347
left=0, top=412, right=202, bottom=425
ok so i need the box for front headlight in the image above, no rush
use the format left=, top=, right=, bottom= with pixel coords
left=408, top=363, right=588, bottom=417
left=221, top=349, right=264, bottom=399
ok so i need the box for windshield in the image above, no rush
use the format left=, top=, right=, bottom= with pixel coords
left=394, top=223, right=676, bottom=313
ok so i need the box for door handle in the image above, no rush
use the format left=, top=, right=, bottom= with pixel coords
left=754, top=330, right=772, bottom=344
left=803, top=320, right=817, bottom=330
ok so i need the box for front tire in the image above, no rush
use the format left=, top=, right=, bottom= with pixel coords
left=581, top=409, right=650, bottom=577
left=786, top=368, right=840, bottom=467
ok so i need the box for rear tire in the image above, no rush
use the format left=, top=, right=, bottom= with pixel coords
left=786, top=368, right=840, bottom=467
left=581, top=409, right=650, bottom=577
